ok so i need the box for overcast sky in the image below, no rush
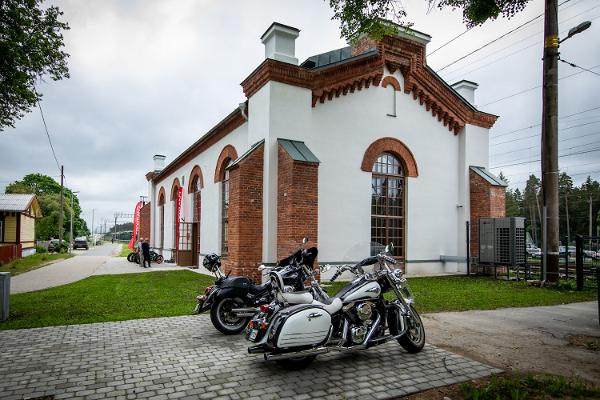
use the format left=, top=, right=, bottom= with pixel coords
left=1, top=0, right=599, bottom=231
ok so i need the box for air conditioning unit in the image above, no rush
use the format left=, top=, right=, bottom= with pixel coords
left=479, top=217, right=526, bottom=266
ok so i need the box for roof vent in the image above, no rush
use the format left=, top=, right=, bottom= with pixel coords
left=261, top=22, right=300, bottom=65
left=153, top=155, right=166, bottom=172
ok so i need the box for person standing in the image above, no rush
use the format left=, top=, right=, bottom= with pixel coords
left=141, top=238, right=151, bottom=268
left=137, top=238, right=145, bottom=268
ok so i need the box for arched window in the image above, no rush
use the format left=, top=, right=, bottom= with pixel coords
left=191, top=176, right=201, bottom=222
left=171, top=179, right=181, bottom=249
left=221, top=160, right=232, bottom=255
left=371, top=153, right=404, bottom=258
left=157, top=187, right=166, bottom=249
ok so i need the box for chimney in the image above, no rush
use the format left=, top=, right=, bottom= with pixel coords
left=153, top=154, right=166, bottom=172
left=451, top=80, right=478, bottom=106
left=261, top=22, right=300, bottom=65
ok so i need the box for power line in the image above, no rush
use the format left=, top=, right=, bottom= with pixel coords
left=37, top=100, right=61, bottom=172
left=492, top=121, right=600, bottom=146
left=435, top=14, right=544, bottom=73
left=492, top=130, right=600, bottom=157
left=559, top=58, right=600, bottom=77
left=490, top=147, right=600, bottom=169
left=480, top=64, right=600, bottom=107
left=428, top=28, right=471, bottom=56
left=438, top=2, right=599, bottom=78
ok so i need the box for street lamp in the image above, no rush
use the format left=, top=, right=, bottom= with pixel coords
left=70, top=191, right=80, bottom=252
left=541, top=15, right=592, bottom=282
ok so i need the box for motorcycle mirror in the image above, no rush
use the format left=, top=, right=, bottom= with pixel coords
left=302, top=237, right=308, bottom=245
left=384, top=244, right=389, bottom=253
left=389, top=242, right=394, bottom=253
left=258, top=265, right=266, bottom=271
left=320, top=264, right=331, bottom=273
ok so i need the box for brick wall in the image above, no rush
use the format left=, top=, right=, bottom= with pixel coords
left=351, top=36, right=379, bottom=56
left=469, top=170, right=506, bottom=257
left=139, top=202, right=151, bottom=241
left=221, top=144, right=264, bottom=282
left=277, top=145, right=319, bottom=265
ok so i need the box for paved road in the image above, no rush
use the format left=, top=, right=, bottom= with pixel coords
left=74, top=243, right=120, bottom=257
left=423, top=301, right=600, bottom=383
left=0, top=315, right=499, bottom=400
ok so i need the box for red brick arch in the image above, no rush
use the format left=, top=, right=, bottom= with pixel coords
left=361, top=137, right=418, bottom=177
left=214, top=145, right=238, bottom=183
left=381, top=76, right=401, bottom=91
left=188, top=165, right=204, bottom=193
left=157, top=187, right=166, bottom=206
left=170, top=178, right=181, bottom=201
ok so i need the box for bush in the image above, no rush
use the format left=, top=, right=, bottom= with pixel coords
left=35, top=246, right=47, bottom=254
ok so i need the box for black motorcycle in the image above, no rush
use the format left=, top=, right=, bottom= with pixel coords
left=195, top=244, right=318, bottom=335
left=127, top=249, right=164, bottom=264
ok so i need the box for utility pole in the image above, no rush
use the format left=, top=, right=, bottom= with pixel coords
left=565, top=194, right=570, bottom=245
left=91, top=209, right=95, bottom=247
left=541, top=0, right=559, bottom=282
left=69, top=190, right=79, bottom=252
left=59, top=165, right=64, bottom=246
left=590, top=195, right=593, bottom=237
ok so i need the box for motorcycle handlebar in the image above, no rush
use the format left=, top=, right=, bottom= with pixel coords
left=330, top=269, right=342, bottom=282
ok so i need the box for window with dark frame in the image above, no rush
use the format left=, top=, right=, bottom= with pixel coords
left=159, top=206, right=164, bottom=249
left=192, top=176, right=201, bottom=223
left=221, top=160, right=232, bottom=255
left=371, top=152, right=404, bottom=258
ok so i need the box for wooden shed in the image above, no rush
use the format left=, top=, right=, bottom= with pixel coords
left=0, top=194, right=42, bottom=262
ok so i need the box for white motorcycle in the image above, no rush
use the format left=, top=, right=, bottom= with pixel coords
left=246, top=244, right=425, bottom=368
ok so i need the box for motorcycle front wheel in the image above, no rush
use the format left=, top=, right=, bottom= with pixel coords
left=155, top=255, right=164, bottom=264
left=396, top=305, right=425, bottom=353
left=210, top=297, right=249, bottom=335
left=127, top=253, right=135, bottom=262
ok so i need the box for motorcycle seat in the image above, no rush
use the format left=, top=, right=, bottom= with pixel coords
left=277, top=291, right=314, bottom=304
left=312, top=298, right=342, bottom=315
left=248, top=282, right=270, bottom=295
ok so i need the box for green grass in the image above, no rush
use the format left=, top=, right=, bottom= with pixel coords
left=1, top=273, right=596, bottom=330
left=0, top=252, right=74, bottom=276
left=118, top=243, right=133, bottom=257
left=460, top=373, right=600, bottom=399
left=327, top=275, right=597, bottom=314
left=2, top=270, right=213, bottom=330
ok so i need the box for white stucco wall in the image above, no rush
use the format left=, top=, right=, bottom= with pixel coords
left=150, top=121, right=249, bottom=261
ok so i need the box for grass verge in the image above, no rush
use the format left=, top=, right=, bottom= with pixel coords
left=118, top=243, right=132, bottom=257
left=1, top=273, right=596, bottom=330
left=329, top=275, right=597, bottom=314
left=403, top=373, right=600, bottom=400
left=0, top=252, right=74, bottom=276
left=2, top=270, right=213, bottom=330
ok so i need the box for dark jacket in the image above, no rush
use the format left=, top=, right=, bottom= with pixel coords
left=141, top=242, right=151, bottom=257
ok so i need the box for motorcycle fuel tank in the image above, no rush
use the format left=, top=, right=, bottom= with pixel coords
left=342, top=281, right=381, bottom=302
left=275, top=305, right=331, bottom=348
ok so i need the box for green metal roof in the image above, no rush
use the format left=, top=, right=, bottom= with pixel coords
left=470, top=166, right=507, bottom=187
left=278, top=139, right=320, bottom=163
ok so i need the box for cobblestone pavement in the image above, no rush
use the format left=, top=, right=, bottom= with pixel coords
left=0, top=315, right=501, bottom=400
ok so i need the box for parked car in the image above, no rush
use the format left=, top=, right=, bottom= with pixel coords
left=47, top=239, right=68, bottom=252
left=526, top=245, right=541, bottom=257
left=73, top=237, right=89, bottom=250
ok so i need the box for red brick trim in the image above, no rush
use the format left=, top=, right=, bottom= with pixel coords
left=361, top=137, right=418, bottom=177
left=240, top=35, right=497, bottom=133
left=214, top=145, right=239, bottom=183
left=170, top=178, right=181, bottom=201
left=469, top=170, right=506, bottom=256
left=188, top=165, right=204, bottom=193
left=157, top=187, right=166, bottom=206
left=381, top=76, right=401, bottom=91
left=151, top=109, right=246, bottom=182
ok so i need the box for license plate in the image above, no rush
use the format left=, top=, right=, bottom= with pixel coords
left=249, top=329, right=258, bottom=341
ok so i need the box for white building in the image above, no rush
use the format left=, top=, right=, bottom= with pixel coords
left=143, top=22, right=505, bottom=280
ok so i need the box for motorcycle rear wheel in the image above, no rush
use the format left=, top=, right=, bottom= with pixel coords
left=210, top=297, right=249, bottom=335
left=155, top=255, right=164, bottom=264
left=275, top=355, right=317, bottom=370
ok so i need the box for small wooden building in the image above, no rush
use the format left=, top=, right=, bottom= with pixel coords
left=0, top=194, right=42, bottom=263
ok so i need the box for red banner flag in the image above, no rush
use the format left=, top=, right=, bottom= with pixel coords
left=128, top=201, right=143, bottom=249
left=175, top=187, right=183, bottom=251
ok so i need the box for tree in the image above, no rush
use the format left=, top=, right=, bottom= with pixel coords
left=0, top=0, right=70, bottom=131
left=5, top=173, right=88, bottom=240
left=523, top=174, right=541, bottom=245
left=328, top=0, right=531, bottom=41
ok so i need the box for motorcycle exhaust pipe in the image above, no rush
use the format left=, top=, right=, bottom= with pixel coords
left=232, top=307, right=259, bottom=317
left=264, top=347, right=329, bottom=361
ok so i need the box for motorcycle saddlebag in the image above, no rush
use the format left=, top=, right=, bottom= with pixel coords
left=270, top=304, right=331, bottom=349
